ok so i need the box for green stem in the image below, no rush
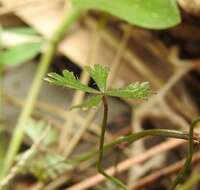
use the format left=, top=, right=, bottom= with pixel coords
left=72, top=117, right=199, bottom=190
left=46, top=128, right=199, bottom=173
left=169, top=117, right=200, bottom=190
left=0, top=63, right=4, bottom=131
left=176, top=172, right=200, bottom=190
left=73, top=128, right=199, bottom=164
left=97, top=96, right=129, bottom=190
left=0, top=25, right=4, bottom=131
left=1, top=6, right=81, bottom=179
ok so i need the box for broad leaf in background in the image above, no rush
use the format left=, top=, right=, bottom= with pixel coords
left=72, top=0, right=180, bottom=29
left=85, top=64, right=109, bottom=92
left=0, top=42, right=43, bottom=67
left=105, top=82, right=152, bottom=100
left=70, top=95, right=102, bottom=110
left=25, top=119, right=58, bottom=146
left=45, top=70, right=100, bottom=94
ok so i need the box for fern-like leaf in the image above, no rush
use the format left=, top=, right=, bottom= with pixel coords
left=85, top=64, right=109, bottom=92
left=45, top=70, right=100, bottom=94
left=105, top=82, right=152, bottom=100
left=70, top=95, right=102, bottom=110
left=45, top=65, right=153, bottom=101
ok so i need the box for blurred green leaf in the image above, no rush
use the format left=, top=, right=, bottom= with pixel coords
left=85, top=64, right=109, bottom=92
left=25, top=119, right=58, bottom=146
left=21, top=153, right=72, bottom=181
left=70, top=95, right=102, bottom=110
left=5, top=27, right=39, bottom=36
left=19, top=118, right=73, bottom=181
left=0, top=132, right=8, bottom=171
left=105, top=82, right=152, bottom=100
left=72, top=0, right=180, bottom=29
left=45, top=70, right=100, bottom=94
left=0, top=42, right=43, bottom=67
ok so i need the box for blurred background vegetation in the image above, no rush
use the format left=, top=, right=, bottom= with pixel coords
left=0, top=0, right=200, bottom=190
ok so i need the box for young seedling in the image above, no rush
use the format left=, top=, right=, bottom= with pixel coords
left=45, top=64, right=200, bottom=190
left=45, top=64, right=151, bottom=189
left=2, top=0, right=181, bottom=182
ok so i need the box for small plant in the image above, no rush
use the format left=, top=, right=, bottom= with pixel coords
left=0, top=1, right=199, bottom=189
left=45, top=64, right=200, bottom=190
left=1, top=0, right=181, bottom=179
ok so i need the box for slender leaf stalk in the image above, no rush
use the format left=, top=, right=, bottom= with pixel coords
left=97, top=95, right=128, bottom=190
left=1, top=6, right=81, bottom=178
left=169, top=117, right=200, bottom=190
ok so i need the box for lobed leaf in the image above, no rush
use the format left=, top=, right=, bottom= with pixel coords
left=72, top=0, right=181, bottom=29
left=85, top=64, right=109, bottom=92
left=45, top=70, right=100, bottom=94
left=70, top=95, right=102, bottom=110
left=105, top=82, right=152, bottom=100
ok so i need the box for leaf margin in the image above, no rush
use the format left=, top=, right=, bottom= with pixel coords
left=70, top=95, right=102, bottom=110
left=45, top=70, right=100, bottom=94
left=105, top=82, right=153, bottom=100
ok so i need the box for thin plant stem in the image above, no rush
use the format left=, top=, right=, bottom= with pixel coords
left=73, top=129, right=199, bottom=165
left=1, top=6, right=81, bottom=179
left=176, top=171, right=200, bottom=190
left=42, top=115, right=199, bottom=190
left=60, top=15, right=105, bottom=154
left=44, top=128, right=199, bottom=173
left=168, top=117, right=200, bottom=190
left=61, top=22, right=129, bottom=157
left=0, top=63, right=4, bottom=131
left=97, top=95, right=128, bottom=190
left=0, top=25, right=4, bottom=131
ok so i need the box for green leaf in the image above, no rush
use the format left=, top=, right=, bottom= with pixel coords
left=0, top=132, right=9, bottom=171
left=72, top=0, right=181, bottom=29
left=5, top=27, right=39, bottom=36
left=25, top=119, right=58, bottom=146
left=21, top=153, right=72, bottom=181
left=105, top=82, right=152, bottom=100
left=45, top=70, right=100, bottom=94
left=70, top=95, right=102, bottom=110
left=85, top=64, right=109, bottom=92
left=0, top=42, right=43, bottom=67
